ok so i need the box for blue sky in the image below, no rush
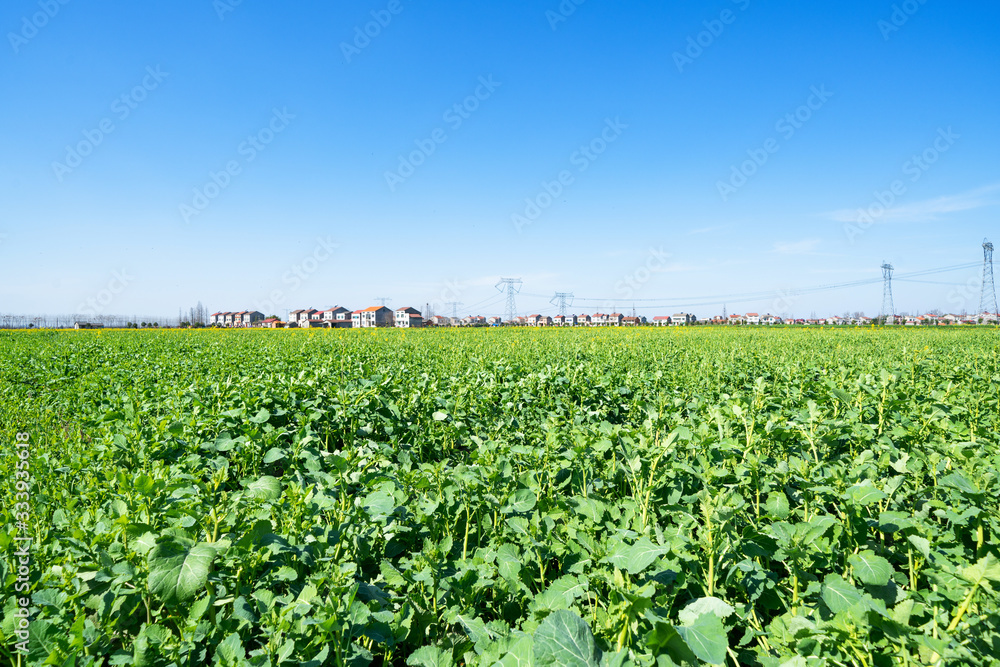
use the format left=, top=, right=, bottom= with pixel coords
left=2, top=0, right=998, bottom=319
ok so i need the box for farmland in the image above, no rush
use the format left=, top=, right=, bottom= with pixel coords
left=1, top=327, right=999, bottom=666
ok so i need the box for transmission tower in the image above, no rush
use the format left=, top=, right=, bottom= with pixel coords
left=445, top=301, right=463, bottom=319
left=979, top=239, right=997, bottom=320
left=375, top=297, right=391, bottom=307
left=496, top=278, right=523, bottom=322
left=550, top=292, right=574, bottom=317
left=880, top=262, right=895, bottom=324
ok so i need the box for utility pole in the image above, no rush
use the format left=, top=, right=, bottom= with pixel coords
left=550, top=292, right=574, bottom=317
left=979, top=239, right=997, bottom=322
left=496, top=278, right=523, bottom=322
left=880, top=262, right=895, bottom=324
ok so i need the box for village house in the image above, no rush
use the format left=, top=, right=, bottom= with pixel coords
left=671, top=313, right=695, bottom=326
left=652, top=316, right=671, bottom=327
left=352, top=306, right=394, bottom=328
left=487, top=316, right=502, bottom=326
left=395, top=307, right=424, bottom=328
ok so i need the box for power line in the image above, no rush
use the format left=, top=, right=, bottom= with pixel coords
left=519, top=262, right=980, bottom=309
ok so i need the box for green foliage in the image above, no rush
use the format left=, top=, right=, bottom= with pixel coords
left=2, top=326, right=999, bottom=666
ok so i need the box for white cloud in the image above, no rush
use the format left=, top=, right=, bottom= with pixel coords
left=826, top=183, right=1000, bottom=224
left=773, top=239, right=821, bottom=255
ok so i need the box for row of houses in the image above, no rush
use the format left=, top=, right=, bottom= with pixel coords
left=209, top=306, right=425, bottom=329
left=209, top=308, right=1000, bottom=330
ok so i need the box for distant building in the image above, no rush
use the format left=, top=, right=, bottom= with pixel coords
left=395, top=307, right=423, bottom=328
left=652, top=316, right=671, bottom=327
left=74, top=322, right=104, bottom=329
left=353, top=306, right=394, bottom=328
left=671, top=313, right=695, bottom=326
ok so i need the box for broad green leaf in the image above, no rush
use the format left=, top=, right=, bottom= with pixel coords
left=939, top=472, right=979, bottom=495
left=147, top=537, right=216, bottom=606
left=263, top=447, right=286, bottom=464
left=960, top=554, right=1000, bottom=592
left=622, top=537, right=670, bottom=575
left=845, top=482, right=886, bottom=506
left=848, top=551, right=893, bottom=586
left=765, top=492, right=790, bottom=519
left=821, top=574, right=864, bottom=613
left=678, top=597, right=735, bottom=626
left=497, top=633, right=535, bottom=667
left=675, top=612, right=728, bottom=666
left=533, top=610, right=599, bottom=667
left=907, top=535, right=930, bottom=559
left=249, top=408, right=271, bottom=424
left=407, top=645, right=454, bottom=667
left=245, top=476, right=282, bottom=501
left=505, top=488, right=537, bottom=513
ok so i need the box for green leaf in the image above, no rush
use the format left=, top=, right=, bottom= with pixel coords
left=907, top=535, right=930, bottom=559
left=765, top=492, right=790, bottom=519
left=939, top=472, right=979, bottom=496
left=678, top=597, right=735, bottom=626
left=432, top=411, right=449, bottom=421
left=505, top=488, right=537, bottom=513
left=407, top=645, right=454, bottom=667
left=249, top=408, right=271, bottom=424
left=147, top=537, right=216, bottom=607
left=675, top=612, right=728, bottom=665
left=821, top=574, right=864, bottom=614
left=960, top=554, right=1000, bottom=593
left=216, top=633, right=245, bottom=663
left=845, top=482, right=886, bottom=506
left=848, top=551, right=893, bottom=586
left=263, top=447, right=286, bottom=464
left=622, top=537, right=670, bottom=575
left=533, top=610, right=599, bottom=667
left=245, top=476, right=282, bottom=501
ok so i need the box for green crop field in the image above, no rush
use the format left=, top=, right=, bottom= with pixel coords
left=2, top=327, right=998, bottom=666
